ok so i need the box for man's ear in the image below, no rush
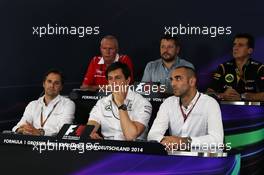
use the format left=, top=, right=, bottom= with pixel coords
left=175, top=46, right=180, bottom=55
left=248, top=48, right=253, bottom=55
left=189, top=77, right=196, bottom=87
left=126, top=77, right=131, bottom=84
left=59, top=85, right=63, bottom=92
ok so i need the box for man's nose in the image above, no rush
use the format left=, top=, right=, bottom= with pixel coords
left=163, top=47, right=169, bottom=52
left=110, top=79, right=117, bottom=85
left=171, top=80, right=175, bottom=87
left=106, top=48, right=111, bottom=53
left=50, top=82, right=55, bottom=88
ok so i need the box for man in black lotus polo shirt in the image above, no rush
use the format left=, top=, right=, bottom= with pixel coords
left=207, top=33, right=264, bottom=101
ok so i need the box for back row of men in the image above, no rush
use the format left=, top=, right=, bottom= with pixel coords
left=80, top=33, right=264, bottom=101
left=11, top=33, right=264, bottom=150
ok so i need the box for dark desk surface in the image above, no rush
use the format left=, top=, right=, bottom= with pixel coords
left=220, top=101, right=264, bottom=106
left=0, top=133, right=238, bottom=175
left=0, top=133, right=230, bottom=157
left=0, top=133, right=167, bottom=155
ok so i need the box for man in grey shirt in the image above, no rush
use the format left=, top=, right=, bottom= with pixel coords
left=142, top=35, right=194, bottom=93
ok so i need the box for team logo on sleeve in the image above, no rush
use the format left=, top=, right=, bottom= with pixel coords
left=105, top=105, right=111, bottom=111
left=213, top=73, right=221, bottom=78
left=213, top=73, right=221, bottom=80
left=95, top=69, right=103, bottom=75
left=144, top=105, right=152, bottom=115
left=225, top=74, right=234, bottom=83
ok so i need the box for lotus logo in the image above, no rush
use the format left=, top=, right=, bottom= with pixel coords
left=225, top=74, right=234, bottom=83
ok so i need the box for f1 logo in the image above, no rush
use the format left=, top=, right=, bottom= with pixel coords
left=64, top=125, right=77, bottom=135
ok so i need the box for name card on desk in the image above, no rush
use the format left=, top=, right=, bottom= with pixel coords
left=0, top=133, right=167, bottom=155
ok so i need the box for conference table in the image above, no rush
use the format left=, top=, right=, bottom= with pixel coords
left=1, top=87, right=263, bottom=174
left=68, top=88, right=264, bottom=174
left=0, top=133, right=238, bottom=175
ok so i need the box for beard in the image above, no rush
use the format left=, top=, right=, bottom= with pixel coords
left=173, top=87, right=189, bottom=98
left=161, top=52, right=176, bottom=63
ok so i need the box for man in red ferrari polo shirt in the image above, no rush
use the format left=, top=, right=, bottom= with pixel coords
left=80, top=35, right=134, bottom=91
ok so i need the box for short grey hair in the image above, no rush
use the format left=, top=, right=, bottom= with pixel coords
left=100, top=35, right=119, bottom=50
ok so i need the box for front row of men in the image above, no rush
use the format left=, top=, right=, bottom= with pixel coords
left=12, top=62, right=224, bottom=150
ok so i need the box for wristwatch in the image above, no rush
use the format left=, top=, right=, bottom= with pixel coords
left=118, top=104, right=127, bottom=111
left=240, top=93, right=246, bottom=100
left=187, top=137, right=192, bottom=144
left=216, top=93, right=223, bottom=100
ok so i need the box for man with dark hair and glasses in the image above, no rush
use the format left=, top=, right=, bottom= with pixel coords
left=12, top=69, right=75, bottom=136
left=87, top=62, right=152, bottom=141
